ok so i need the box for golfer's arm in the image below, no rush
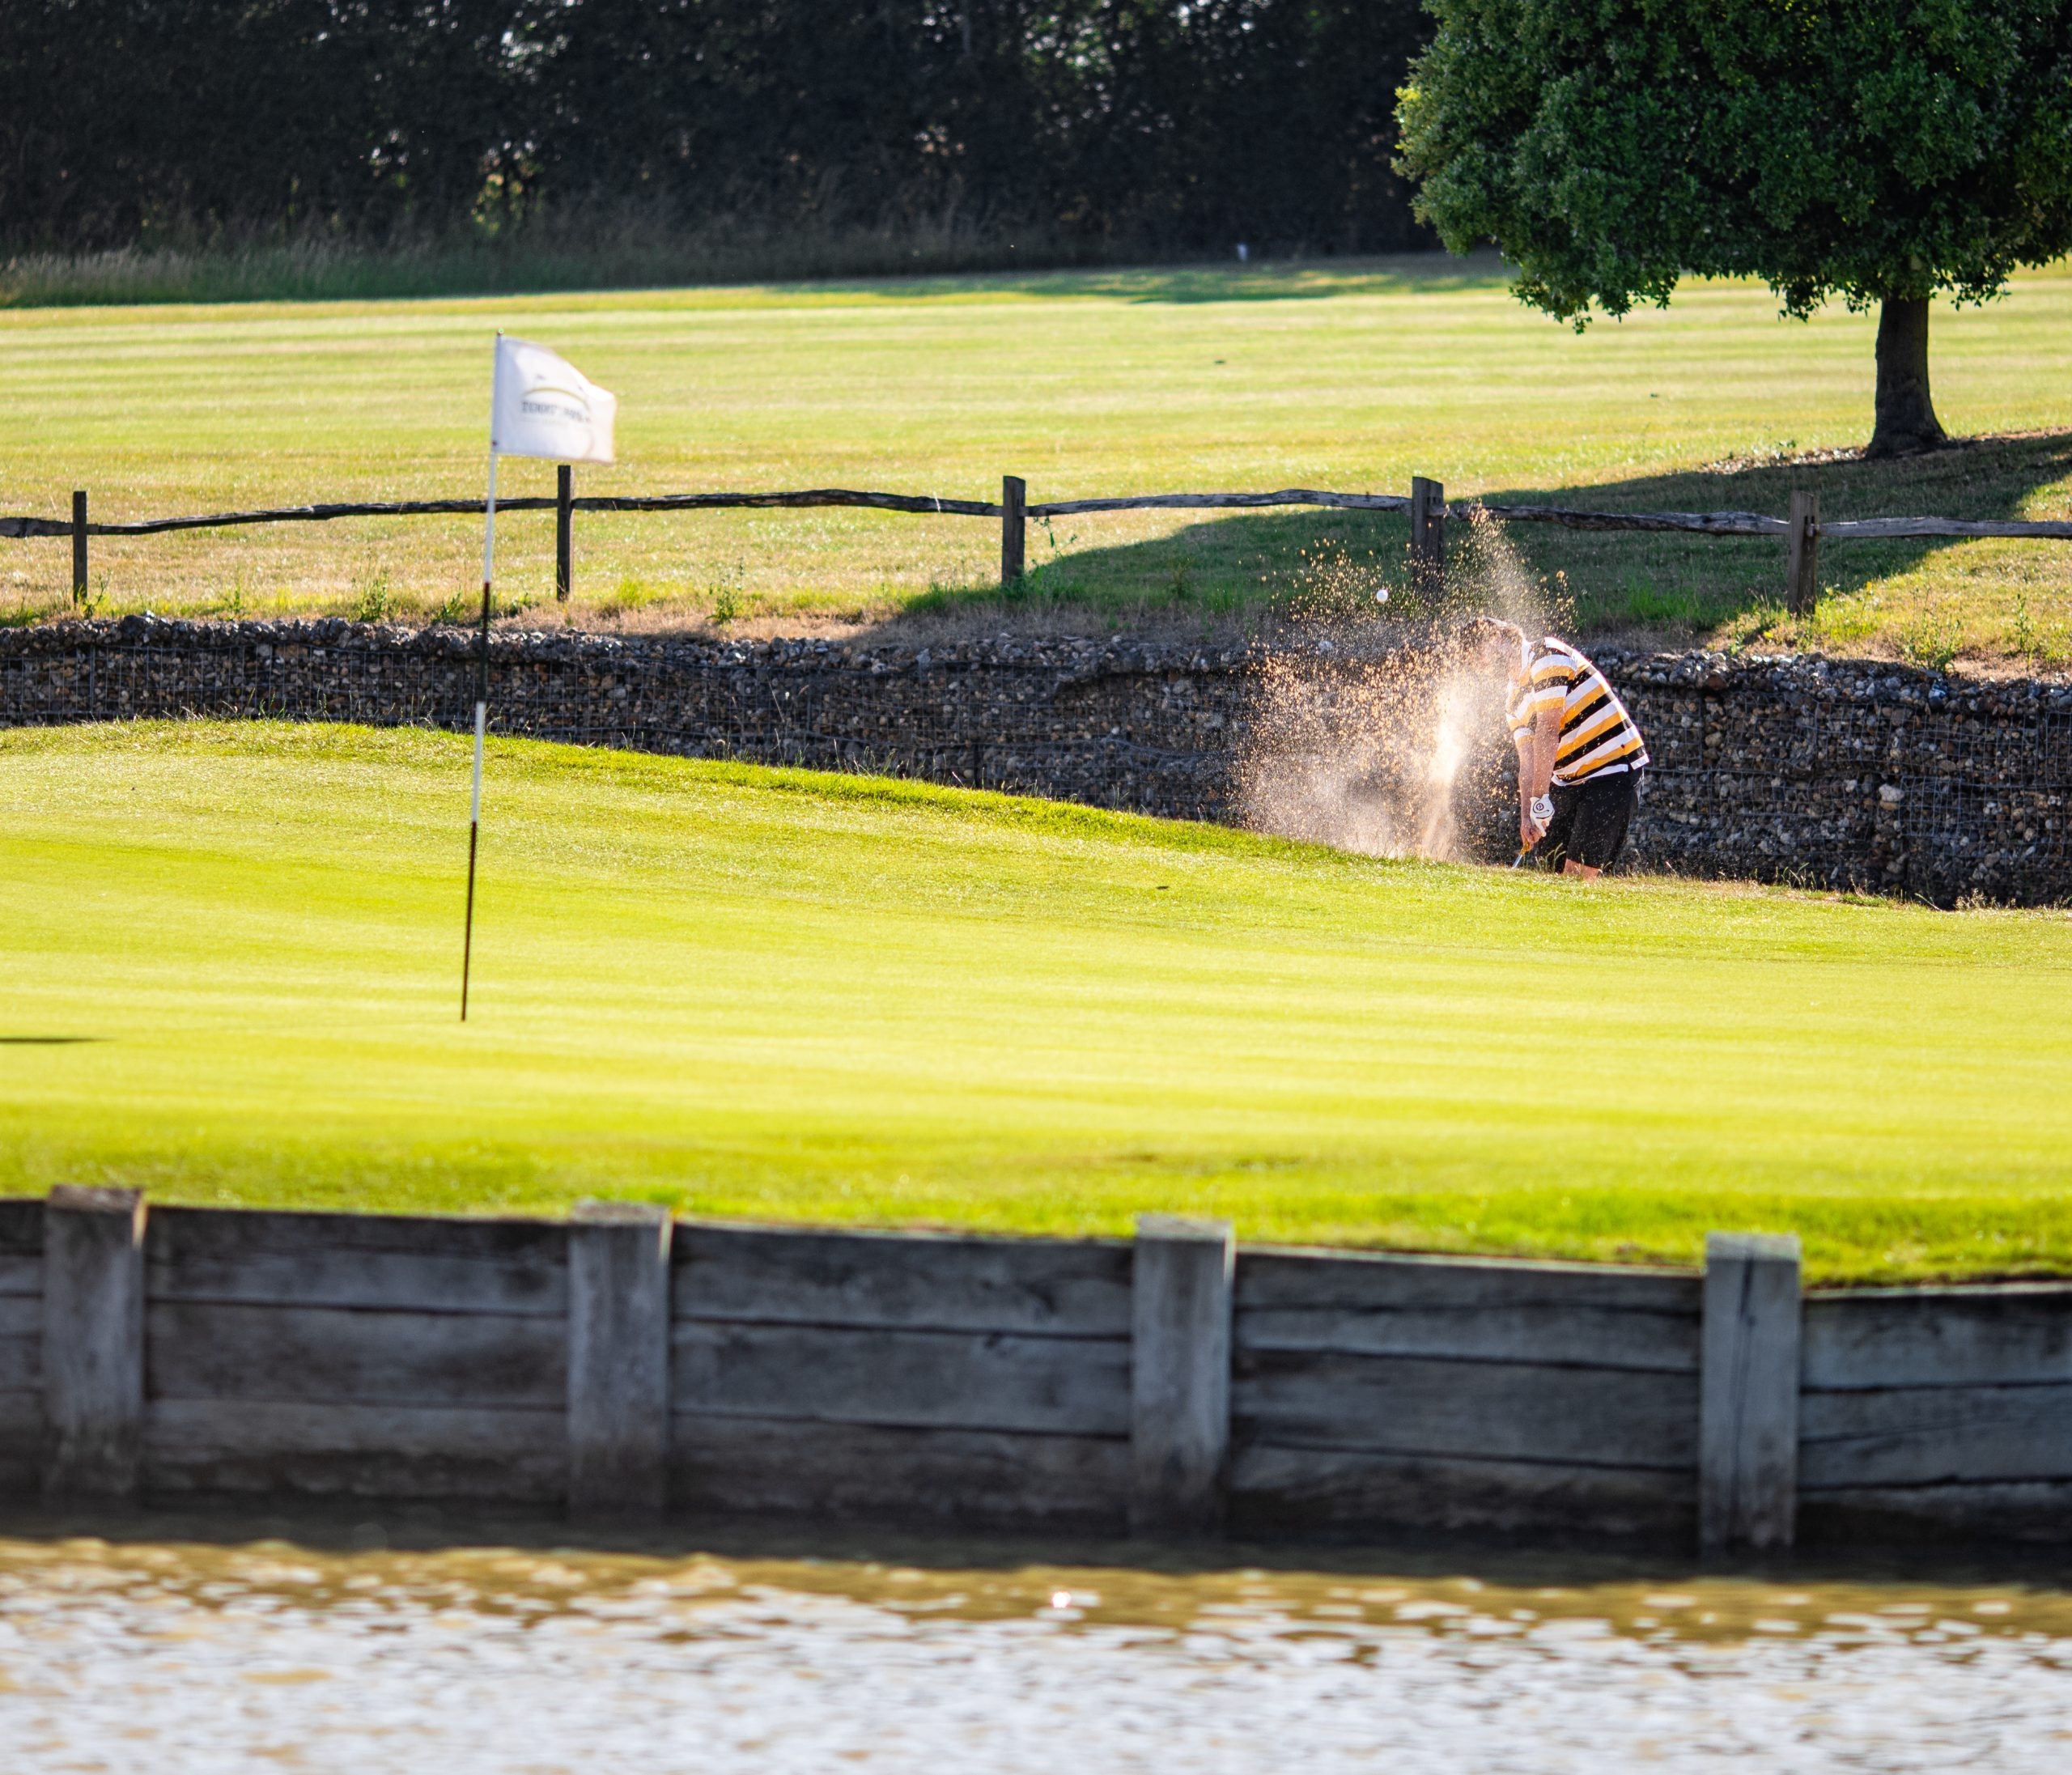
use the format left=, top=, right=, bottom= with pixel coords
left=1524, top=707, right=1562, bottom=800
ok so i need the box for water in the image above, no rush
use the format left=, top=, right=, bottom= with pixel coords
left=3, top=1515, right=2071, bottom=1773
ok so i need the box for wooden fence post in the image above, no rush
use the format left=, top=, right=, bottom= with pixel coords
left=42, top=1185, right=146, bottom=1502
left=1000, top=475, right=1026, bottom=585
left=1130, top=1213, right=1233, bottom=1535
left=556, top=465, right=574, bottom=602
left=1700, top=1230, right=1802, bottom=1553
left=71, top=490, right=88, bottom=605
left=1410, top=476, right=1446, bottom=595
left=567, top=1200, right=673, bottom=1518
left=1786, top=490, right=1821, bottom=616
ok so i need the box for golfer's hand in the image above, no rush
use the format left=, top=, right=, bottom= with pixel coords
left=1520, top=795, right=1552, bottom=847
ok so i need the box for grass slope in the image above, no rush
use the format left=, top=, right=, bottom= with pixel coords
left=1, top=720, right=2067, bottom=1283
left=1, top=257, right=2069, bottom=662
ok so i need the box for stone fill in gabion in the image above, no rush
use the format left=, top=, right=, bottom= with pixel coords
left=2, top=616, right=2065, bottom=906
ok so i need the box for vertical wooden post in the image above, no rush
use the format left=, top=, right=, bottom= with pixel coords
left=1409, top=476, right=1446, bottom=595
left=1785, top=489, right=1820, bottom=616
left=71, top=490, right=88, bottom=605
left=567, top=1200, right=673, bottom=1519
left=1130, top=1213, right=1233, bottom=1536
left=42, top=1185, right=146, bottom=1502
left=1700, top=1231, right=1802, bottom=1554
left=555, top=464, right=573, bottom=602
left=1000, top=475, right=1026, bottom=585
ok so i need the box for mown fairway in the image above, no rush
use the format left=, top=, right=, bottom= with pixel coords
left=2, top=258, right=2069, bottom=661
left=2, top=720, right=2067, bottom=1283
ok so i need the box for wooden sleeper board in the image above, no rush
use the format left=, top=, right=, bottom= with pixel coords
left=672, top=1319, right=1129, bottom=1437
left=673, top=1221, right=1132, bottom=1337
left=143, top=1399, right=566, bottom=1503
left=1233, top=1349, right=1699, bottom=1471
left=146, top=1302, right=566, bottom=1409
left=145, top=1206, right=567, bottom=1316
left=669, top=1413, right=1129, bottom=1531
left=1229, top=1444, right=1695, bottom=1542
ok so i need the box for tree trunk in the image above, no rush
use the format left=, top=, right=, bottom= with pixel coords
left=1867, top=296, right=1947, bottom=457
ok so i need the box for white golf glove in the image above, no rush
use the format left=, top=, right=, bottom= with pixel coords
left=1529, top=795, right=1554, bottom=827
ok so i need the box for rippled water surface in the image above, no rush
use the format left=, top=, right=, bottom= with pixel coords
left=3, top=1518, right=2071, bottom=1772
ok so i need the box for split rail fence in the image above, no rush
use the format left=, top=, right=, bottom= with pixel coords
left=8, top=476, right=2072, bottom=616
left=10, top=1187, right=2071, bottom=1552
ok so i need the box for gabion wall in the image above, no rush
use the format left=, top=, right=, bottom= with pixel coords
left=1, top=617, right=2065, bottom=906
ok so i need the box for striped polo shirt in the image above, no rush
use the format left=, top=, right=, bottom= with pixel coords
left=1506, top=637, right=1650, bottom=785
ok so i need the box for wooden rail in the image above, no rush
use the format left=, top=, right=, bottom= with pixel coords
left=0, top=487, right=1004, bottom=539
left=6, top=478, right=2070, bottom=607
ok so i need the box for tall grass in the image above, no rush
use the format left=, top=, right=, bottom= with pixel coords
left=0, top=212, right=1125, bottom=309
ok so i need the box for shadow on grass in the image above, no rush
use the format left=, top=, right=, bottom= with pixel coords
left=1493, top=429, right=2072, bottom=643
left=891, top=431, right=2072, bottom=661
left=806, top=249, right=1511, bottom=307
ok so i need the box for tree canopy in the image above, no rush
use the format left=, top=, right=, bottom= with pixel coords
left=1396, top=0, right=2072, bottom=452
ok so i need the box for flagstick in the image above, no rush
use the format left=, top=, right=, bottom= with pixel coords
left=462, top=444, right=498, bottom=1021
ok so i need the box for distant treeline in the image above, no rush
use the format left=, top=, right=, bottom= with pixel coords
left=2, top=2, right=1431, bottom=259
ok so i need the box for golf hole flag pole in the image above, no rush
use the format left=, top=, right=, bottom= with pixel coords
left=463, top=333, right=618, bottom=1020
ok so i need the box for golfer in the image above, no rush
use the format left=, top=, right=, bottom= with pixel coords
left=1467, top=618, right=1649, bottom=878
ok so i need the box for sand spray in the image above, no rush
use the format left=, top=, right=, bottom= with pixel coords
left=1233, top=509, right=1570, bottom=862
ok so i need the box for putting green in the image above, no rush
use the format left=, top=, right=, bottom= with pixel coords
left=1, top=720, right=2066, bottom=1282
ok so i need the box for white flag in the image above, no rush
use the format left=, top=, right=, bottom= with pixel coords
left=490, top=335, right=617, bottom=465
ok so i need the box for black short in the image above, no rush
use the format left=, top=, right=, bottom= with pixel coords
left=1540, top=769, right=1641, bottom=872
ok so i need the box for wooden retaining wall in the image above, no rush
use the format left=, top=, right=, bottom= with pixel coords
left=5, top=1188, right=2070, bottom=1551
left=1798, top=1282, right=2072, bottom=1545
left=0, top=1201, right=40, bottom=1499
left=1229, top=1247, right=1702, bottom=1543
left=143, top=1206, right=570, bottom=1505
left=669, top=1222, right=1136, bottom=1531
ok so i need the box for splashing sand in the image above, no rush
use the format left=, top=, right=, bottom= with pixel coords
left=1235, top=508, right=1569, bottom=862
left=1235, top=639, right=1507, bottom=860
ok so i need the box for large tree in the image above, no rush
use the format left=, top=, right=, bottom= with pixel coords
left=1395, top=1, right=2072, bottom=455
